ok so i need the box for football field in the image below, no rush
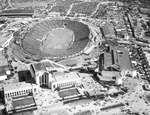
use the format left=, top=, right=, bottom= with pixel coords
left=40, top=28, right=75, bottom=54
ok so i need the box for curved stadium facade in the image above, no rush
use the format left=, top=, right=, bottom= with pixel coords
left=21, top=19, right=90, bottom=60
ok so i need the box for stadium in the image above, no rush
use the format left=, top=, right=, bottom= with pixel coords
left=20, top=19, right=91, bottom=60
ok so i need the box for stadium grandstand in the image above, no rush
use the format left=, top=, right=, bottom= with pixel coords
left=17, top=19, right=90, bottom=60
left=0, top=9, right=34, bottom=17
left=70, top=2, right=99, bottom=16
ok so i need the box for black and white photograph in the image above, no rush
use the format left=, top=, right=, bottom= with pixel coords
left=0, top=0, right=150, bottom=115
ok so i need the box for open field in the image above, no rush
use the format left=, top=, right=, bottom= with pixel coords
left=41, top=28, right=74, bottom=54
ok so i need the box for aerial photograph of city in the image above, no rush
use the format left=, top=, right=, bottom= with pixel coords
left=0, top=0, right=150, bottom=115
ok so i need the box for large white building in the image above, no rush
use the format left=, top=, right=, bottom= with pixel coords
left=2, top=82, right=38, bottom=114
left=4, top=82, right=38, bottom=100
left=52, top=72, right=81, bottom=90
left=29, top=60, right=81, bottom=90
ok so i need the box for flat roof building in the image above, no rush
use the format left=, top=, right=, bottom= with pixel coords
left=3, top=82, right=38, bottom=105
left=2, top=82, right=38, bottom=114
left=0, top=65, right=10, bottom=81
left=53, top=72, right=80, bottom=83
left=99, top=45, right=132, bottom=72
left=99, top=45, right=133, bottom=81
left=52, top=72, right=81, bottom=90
left=100, top=24, right=117, bottom=40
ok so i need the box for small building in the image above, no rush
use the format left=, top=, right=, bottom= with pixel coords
left=116, top=25, right=126, bottom=32
left=0, top=66, right=11, bottom=81
left=0, top=9, right=34, bottom=17
left=100, top=24, right=117, bottom=40
left=101, top=71, right=121, bottom=81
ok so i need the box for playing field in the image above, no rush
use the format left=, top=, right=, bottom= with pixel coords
left=58, top=88, right=80, bottom=98
left=20, top=19, right=90, bottom=59
left=40, top=28, right=74, bottom=54
left=12, top=96, right=35, bottom=108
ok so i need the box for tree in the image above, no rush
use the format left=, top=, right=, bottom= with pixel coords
left=4, top=54, right=8, bottom=59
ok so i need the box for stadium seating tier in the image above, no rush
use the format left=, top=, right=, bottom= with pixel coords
left=21, top=19, right=90, bottom=59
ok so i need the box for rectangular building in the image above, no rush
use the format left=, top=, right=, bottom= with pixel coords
left=4, top=82, right=38, bottom=99
left=99, top=45, right=132, bottom=81
left=0, top=65, right=9, bottom=81
left=100, top=24, right=117, bottom=40
left=2, top=82, right=38, bottom=114
left=52, top=72, right=81, bottom=90
left=99, top=45, right=132, bottom=72
left=29, top=60, right=81, bottom=90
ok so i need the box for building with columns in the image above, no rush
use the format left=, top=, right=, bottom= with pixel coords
left=4, top=82, right=38, bottom=100
left=2, top=82, right=38, bottom=114
left=29, top=60, right=81, bottom=90
left=51, top=72, right=81, bottom=90
left=29, top=61, right=56, bottom=88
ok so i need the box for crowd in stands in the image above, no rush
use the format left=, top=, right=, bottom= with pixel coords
left=21, top=19, right=90, bottom=59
